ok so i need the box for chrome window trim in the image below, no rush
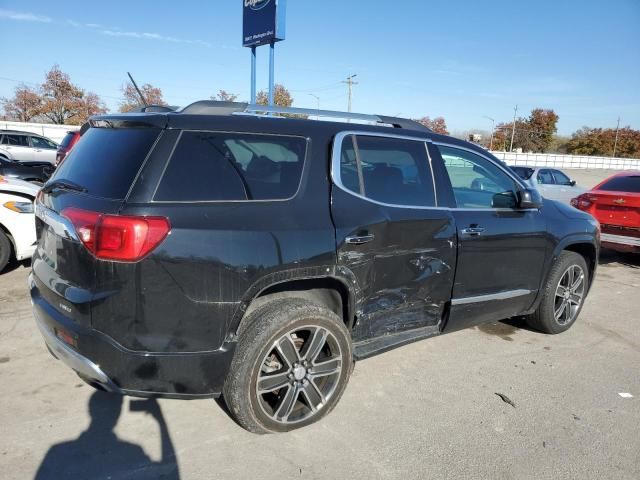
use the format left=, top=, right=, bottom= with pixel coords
left=451, top=289, right=532, bottom=305
left=150, top=129, right=309, bottom=204
left=331, top=132, right=538, bottom=212
left=331, top=130, right=439, bottom=210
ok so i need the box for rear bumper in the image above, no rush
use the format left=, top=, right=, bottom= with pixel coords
left=600, top=233, right=640, bottom=252
left=30, top=275, right=235, bottom=398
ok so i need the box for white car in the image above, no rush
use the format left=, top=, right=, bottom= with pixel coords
left=0, top=176, right=39, bottom=271
left=0, top=130, right=58, bottom=164
left=510, top=166, right=586, bottom=204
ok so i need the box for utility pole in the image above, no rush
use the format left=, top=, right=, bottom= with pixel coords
left=613, top=116, right=621, bottom=157
left=509, top=105, right=518, bottom=152
left=342, top=74, right=358, bottom=112
left=483, top=115, right=495, bottom=150
left=309, top=94, right=320, bottom=113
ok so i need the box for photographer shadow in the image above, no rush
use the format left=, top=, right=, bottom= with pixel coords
left=35, top=391, right=180, bottom=480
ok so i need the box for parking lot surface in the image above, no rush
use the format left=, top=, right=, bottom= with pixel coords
left=0, top=170, right=638, bottom=480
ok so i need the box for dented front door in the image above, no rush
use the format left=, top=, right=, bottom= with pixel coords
left=333, top=190, right=456, bottom=340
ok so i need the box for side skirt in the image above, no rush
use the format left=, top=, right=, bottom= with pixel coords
left=353, top=325, right=440, bottom=360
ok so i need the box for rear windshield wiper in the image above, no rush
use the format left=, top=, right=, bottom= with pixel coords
left=42, top=179, right=88, bottom=194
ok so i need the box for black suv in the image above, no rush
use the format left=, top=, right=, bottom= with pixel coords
left=31, top=102, right=599, bottom=433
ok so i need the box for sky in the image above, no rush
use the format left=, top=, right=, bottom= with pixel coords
left=0, top=0, right=638, bottom=135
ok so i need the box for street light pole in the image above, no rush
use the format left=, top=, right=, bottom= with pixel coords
left=309, top=94, right=320, bottom=113
left=509, top=105, right=518, bottom=152
left=483, top=115, right=495, bottom=151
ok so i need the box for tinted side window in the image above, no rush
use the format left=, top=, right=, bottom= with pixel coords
left=438, top=145, right=517, bottom=209
left=552, top=170, right=571, bottom=185
left=338, top=135, right=435, bottom=207
left=5, top=134, right=29, bottom=146
left=537, top=170, right=554, bottom=184
left=598, top=175, right=640, bottom=193
left=31, top=136, right=56, bottom=149
left=155, top=131, right=307, bottom=201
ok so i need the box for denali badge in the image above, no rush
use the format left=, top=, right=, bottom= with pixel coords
left=59, top=303, right=72, bottom=313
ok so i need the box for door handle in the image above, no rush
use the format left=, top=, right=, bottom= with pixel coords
left=461, top=227, right=485, bottom=236
left=345, top=234, right=375, bottom=245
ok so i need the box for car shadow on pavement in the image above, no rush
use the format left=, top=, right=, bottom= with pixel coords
left=35, top=391, right=180, bottom=480
left=598, top=249, right=640, bottom=268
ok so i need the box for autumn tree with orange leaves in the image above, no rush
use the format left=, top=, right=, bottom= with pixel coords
left=119, top=83, right=167, bottom=112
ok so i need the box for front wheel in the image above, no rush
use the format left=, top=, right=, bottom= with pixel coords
left=223, top=298, right=353, bottom=433
left=526, top=251, right=589, bottom=334
left=0, top=229, right=12, bottom=273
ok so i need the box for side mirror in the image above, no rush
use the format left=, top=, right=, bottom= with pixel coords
left=492, top=191, right=518, bottom=208
left=518, top=189, right=543, bottom=209
left=570, top=180, right=576, bottom=186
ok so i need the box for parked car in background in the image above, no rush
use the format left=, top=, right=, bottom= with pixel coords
left=32, top=102, right=599, bottom=433
left=0, top=176, right=38, bottom=271
left=56, top=128, right=84, bottom=166
left=512, top=166, right=585, bottom=204
left=571, top=171, right=640, bottom=253
left=0, top=156, right=54, bottom=185
left=0, top=131, right=58, bottom=164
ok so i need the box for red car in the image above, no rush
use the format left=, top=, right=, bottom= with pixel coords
left=55, top=130, right=81, bottom=166
left=571, top=170, right=640, bottom=253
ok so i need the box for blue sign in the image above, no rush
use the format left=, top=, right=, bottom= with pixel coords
left=242, top=0, right=286, bottom=47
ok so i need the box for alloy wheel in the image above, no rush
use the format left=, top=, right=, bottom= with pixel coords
left=554, top=265, right=585, bottom=325
left=255, top=325, right=342, bottom=425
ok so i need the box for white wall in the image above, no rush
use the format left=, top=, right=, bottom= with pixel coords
left=491, top=151, right=640, bottom=170
left=0, top=121, right=80, bottom=144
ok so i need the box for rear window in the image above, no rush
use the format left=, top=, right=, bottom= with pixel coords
left=154, top=131, right=307, bottom=201
left=59, top=132, right=77, bottom=149
left=52, top=127, right=160, bottom=199
left=597, top=175, right=640, bottom=193
left=511, top=167, right=534, bottom=180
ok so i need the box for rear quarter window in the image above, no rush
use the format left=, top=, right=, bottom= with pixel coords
left=154, top=131, right=307, bottom=201
left=51, top=127, right=161, bottom=199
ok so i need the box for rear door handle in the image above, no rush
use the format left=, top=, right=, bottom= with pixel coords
left=461, top=227, right=485, bottom=236
left=345, top=234, right=375, bottom=245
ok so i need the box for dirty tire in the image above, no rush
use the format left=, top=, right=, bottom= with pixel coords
left=0, top=229, right=12, bottom=273
left=526, top=251, right=589, bottom=334
left=223, top=298, right=353, bottom=434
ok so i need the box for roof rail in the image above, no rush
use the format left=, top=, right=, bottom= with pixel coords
left=240, top=104, right=432, bottom=132
left=176, top=100, right=433, bottom=133
left=241, top=104, right=385, bottom=123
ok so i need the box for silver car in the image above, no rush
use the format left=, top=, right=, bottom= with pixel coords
left=510, top=166, right=586, bottom=204
left=0, top=130, right=58, bottom=164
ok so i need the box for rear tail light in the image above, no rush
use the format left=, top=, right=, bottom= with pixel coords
left=571, top=194, right=593, bottom=210
left=61, top=207, right=170, bottom=262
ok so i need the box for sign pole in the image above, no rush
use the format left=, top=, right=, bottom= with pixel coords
left=250, top=46, right=257, bottom=104
left=268, top=42, right=275, bottom=106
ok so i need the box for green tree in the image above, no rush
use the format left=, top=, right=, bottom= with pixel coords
left=256, top=84, right=293, bottom=107
left=566, top=127, right=640, bottom=158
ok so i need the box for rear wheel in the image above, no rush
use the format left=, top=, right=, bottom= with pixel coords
left=223, top=298, right=353, bottom=433
left=526, top=251, right=589, bottom=334
left=0, top=230, right=12, bottom=272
